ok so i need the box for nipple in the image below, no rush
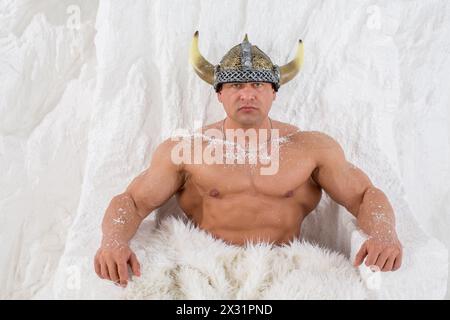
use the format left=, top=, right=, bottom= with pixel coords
left=285, top=190, right=294, bottom=198
left=209, top=188, right=220, bottom=197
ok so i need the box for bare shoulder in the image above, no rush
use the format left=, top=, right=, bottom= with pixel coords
left=156, top=137, right=184, bottom=152
left=270, top=119, right=301, bottom=138
left=297, top=130, right=339, bottom=147
left=282, top=128, right=342, bottom=152
left=151, top=138, right=186, bottom=170
left=180, top=120, right=223, bottom=140
left=294, top=131, right=347, bottom=173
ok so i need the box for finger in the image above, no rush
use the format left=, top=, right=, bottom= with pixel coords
left=129, top=252, right=141, bottom=277
left=375, top=251, right=391, bottom=271
left=106, top=259, right=119, bottom=284
left=94, top=256, right=102, bottom=278
left=117, top=263, right=129, bottom=287
left=354, top=243, right=368, bottom=266
left=365, top=249, right=381, bottom=267
left=393, top=252, right=403, bottom=271
left=100, top=260, right=110, bottom=280
left=383, top=255, right=396, bottom=272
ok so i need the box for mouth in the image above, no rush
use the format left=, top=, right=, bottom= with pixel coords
left=238, top=105, right=257, bottom=111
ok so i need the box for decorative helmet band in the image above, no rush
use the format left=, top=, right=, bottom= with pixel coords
left=189, top=31, right=304, bottom=92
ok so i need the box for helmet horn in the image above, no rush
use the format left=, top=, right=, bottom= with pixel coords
left=189, top=31, right=215, bottom=85
left=279, top=39, right=304, bottom=85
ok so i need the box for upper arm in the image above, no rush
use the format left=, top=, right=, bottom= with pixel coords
left=310, top=132, right=374, bottom=217
left=125, top=139, right=185, bottom=218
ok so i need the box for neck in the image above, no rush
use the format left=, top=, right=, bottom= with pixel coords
left=221, top=117, right=273, bottom=146
left=222, top=117, right=272, bottom=131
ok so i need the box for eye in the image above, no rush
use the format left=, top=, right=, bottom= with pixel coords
left=231, top=83, right=241, bottom=88
left=253, top=83, right=263, bottom=87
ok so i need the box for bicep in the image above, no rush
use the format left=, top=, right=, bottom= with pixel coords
left=125, top=140, right=184, bottom=218
left=311, top=134, right=373, bottom=216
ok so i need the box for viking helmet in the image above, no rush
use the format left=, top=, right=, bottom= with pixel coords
left=189, top=31, right=304, bottom=92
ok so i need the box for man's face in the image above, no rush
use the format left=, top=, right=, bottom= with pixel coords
left=217, top=82, right=276, bottom=127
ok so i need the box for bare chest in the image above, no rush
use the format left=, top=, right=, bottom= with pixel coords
left=183, top=146, right=317, bottom=198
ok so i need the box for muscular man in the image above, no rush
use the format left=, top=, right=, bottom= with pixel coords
left=94, top=33, right=402, bottom=287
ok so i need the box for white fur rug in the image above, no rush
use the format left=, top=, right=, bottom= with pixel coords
left=125, top=217, right=368, bottom=299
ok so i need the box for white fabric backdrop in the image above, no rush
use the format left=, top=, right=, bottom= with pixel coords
left=0, top=0, right=449, bottom=298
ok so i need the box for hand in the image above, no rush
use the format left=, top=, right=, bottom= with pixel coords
left=94, top=239, right=141, bottom=287
left=353, top=236, right=403, bottom=272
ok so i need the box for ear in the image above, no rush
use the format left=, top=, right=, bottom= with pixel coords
left=217, top=91, right=222, bottom=103
left=273, top=91, right=276, bottom=101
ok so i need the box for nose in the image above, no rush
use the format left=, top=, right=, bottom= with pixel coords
left=238, top=84, right=256, bottom=101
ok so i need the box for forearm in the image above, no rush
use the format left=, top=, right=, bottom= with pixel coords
left=356, top=186, right=399, bottom=243
left=101, top=193, right=145, bottom=247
